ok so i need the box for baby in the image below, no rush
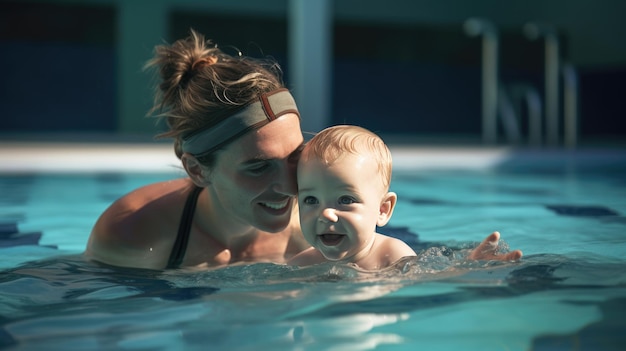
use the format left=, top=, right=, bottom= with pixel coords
left=289, top=125, right=417, bottom=270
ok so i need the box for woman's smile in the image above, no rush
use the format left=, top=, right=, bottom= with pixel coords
left=260, top=198, right=290, bottom=209
left=258, top=198, right=292, bottom=215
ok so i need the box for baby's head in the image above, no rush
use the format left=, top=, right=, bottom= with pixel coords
left=300, top=125, right=392, bottom=191
left=297, top=125, right=396, bottom=262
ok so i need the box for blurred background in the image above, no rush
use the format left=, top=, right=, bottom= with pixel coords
left=1, top=0, right=625, bottom=148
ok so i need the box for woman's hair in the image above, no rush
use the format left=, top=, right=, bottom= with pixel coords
left=302, top=125, right=393, bottom=190
left=144, top=29, right=286, bottom=165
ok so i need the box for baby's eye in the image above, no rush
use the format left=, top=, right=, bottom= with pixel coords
left=338, top=196, right=357, bottom=205
left=302, top=196, right=318, bottom=205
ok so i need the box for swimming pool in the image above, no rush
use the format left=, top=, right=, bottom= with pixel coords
left=1, top=144, right=625, bottom=350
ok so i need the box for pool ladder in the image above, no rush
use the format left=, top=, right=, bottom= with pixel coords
left=464, top=18, right=579, bottom=148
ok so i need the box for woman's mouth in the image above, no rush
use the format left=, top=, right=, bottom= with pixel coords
left=261, top=200, right=289, bottom=210
left=319, top=234, right=344, bottom=246
left=259, top=198, right=290, bottom=214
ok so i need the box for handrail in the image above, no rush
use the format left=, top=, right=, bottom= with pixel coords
left=464, top=18, right=499, bottom=145
left=505, top=84, right=543, bottom=147
left=523, top=23, right=561, bottom=146
left=561, top=62, right=579, bottom=148
left=497, top=86, right=522, bottom=145
left=465, top=19, right=578, bottom=148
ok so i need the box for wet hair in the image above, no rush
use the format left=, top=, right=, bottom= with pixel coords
left=302, top=125, right=393, bottom=190
left=144, top=29, right=286, bottom=166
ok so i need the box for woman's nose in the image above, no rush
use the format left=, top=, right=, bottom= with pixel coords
left=273, top=162, right=298, bottom=196
left=318, top=208, right=338, bottom=223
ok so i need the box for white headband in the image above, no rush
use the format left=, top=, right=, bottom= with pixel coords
left=182, top=89, right=300, bottom=157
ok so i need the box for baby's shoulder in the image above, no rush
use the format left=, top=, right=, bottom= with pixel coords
left=287, top=247, right=324, bottom=266
left=374, top=233, right=417, bottom=257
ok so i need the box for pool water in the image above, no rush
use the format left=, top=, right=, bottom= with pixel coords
left=1, top=150, right=625, bottom=350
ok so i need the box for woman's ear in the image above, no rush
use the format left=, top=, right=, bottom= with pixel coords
left=377, top=192, right=397, bottom=227
left=181, top=153, right=211, bottom=187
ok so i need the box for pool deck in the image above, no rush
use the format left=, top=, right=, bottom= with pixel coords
left=0, top=140, right=517, bottom=173
left=0, top=141, right=180, bottom=173
left=0, top=135, right=624, bottom=173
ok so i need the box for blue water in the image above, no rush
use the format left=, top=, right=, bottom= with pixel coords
left=1, top=151, right=625, bottom=350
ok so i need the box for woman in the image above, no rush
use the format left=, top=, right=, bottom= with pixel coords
left=86, top=30, right=309, bottom=269
left=85, top=30, right=521, bottom=270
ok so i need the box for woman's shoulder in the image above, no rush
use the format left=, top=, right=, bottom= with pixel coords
left=100, top=177, right=195, bottom=230
left=101, top=178, right=190, bottom=220
left=85, top=178, right=197, bottom=268
left=126, top=177, right=193, bottom=203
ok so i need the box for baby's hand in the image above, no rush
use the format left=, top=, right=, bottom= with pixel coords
left=468, top=231, right=523, bottom=261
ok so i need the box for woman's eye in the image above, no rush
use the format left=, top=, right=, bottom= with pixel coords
left=338, top=196, right=356, bottom=205
left=247, top=163, right=270, bottom=174
left=302, top=196, right=318, bottom=205
left=288, top=144, right=304, bottom=165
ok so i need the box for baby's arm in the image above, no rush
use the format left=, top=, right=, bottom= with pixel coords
left=469, top=231, right=523, bottom=261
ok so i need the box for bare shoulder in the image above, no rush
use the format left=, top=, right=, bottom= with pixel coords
left=286, top=207, right=311, bottom=254
left=287, top=247, right=325, bottom=266
left=85, top=178, right=195, bottom=269
left=375, top=233, right=418, bottom=261
left=347, top=234, right=417, bottom=270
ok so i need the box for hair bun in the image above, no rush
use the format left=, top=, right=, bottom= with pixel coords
left=191, top=56, right=218, bottom=71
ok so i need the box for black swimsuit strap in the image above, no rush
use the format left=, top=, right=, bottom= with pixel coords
left=166, top=186, right=203, bottom=269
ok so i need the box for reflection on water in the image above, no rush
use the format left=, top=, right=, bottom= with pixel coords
left=1, top=251, right=625, bottom=350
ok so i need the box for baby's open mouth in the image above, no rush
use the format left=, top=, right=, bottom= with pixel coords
left=319, top=234, right=344, bottom=246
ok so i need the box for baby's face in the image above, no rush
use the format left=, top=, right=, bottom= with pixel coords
left=297, top=153, right=386, bottom=262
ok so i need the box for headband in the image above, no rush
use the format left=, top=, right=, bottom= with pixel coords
left=181, top=88, right=300, bottom=157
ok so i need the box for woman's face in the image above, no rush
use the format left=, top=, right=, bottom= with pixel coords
left=207, top=113, right=304, bottom=232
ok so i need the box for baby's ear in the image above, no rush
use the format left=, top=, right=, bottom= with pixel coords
left=377, top=192, right=397, bottom=226
left=181, top=153, right=211, bottom=187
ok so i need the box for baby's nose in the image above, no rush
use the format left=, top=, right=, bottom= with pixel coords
left=318, top=208, right=338, bottom=223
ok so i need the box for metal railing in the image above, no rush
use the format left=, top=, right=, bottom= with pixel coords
left=465, top=18, right=579, bottom=148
